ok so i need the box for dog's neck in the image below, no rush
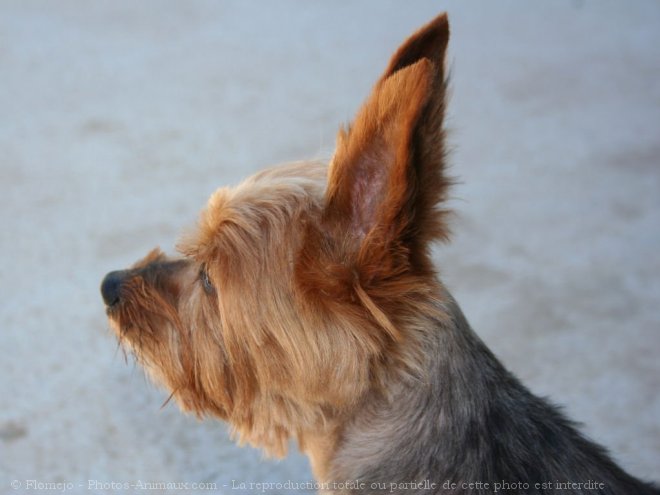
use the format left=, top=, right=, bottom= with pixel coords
left=304, top=287, right=652, bottom=493
left=301, top=287, right=498, bottom=481
left=310, top=290, right=502, bottom=483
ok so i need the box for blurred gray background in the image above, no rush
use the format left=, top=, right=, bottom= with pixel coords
left=1, top=1, right=659, bottom=493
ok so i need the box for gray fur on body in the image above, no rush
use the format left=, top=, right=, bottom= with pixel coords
left=327, top=291, right=659, bottom=495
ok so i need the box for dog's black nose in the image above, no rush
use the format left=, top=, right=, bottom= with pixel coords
left=101, top=270, right=127, bottom=307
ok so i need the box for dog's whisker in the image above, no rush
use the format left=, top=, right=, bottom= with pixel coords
left=160, top=389, right=178, bottom=410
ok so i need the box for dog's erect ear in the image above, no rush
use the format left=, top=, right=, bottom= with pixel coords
left=324, top=14, right=451, bottom=280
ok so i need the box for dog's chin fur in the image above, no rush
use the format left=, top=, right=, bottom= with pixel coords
left=103, top=13, right=659, bottom=494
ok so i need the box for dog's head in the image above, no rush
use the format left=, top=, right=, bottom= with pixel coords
left=101, top=14, right=451, bottom=455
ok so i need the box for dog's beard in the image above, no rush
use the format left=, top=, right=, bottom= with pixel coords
left=107, top=269, right=238, bottom=422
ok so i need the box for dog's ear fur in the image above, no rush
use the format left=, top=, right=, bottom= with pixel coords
left=324, top=14, right=451, bottom=283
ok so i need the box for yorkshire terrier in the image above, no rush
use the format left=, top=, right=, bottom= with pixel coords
left=101, top=14, right=658, bottom=494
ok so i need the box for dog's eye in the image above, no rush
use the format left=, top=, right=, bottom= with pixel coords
left=199, top=266, right=215, bottom=294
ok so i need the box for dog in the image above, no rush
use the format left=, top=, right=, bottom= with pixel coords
left=100, top=14, right=658, bottom=494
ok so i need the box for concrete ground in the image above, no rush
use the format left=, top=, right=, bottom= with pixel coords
left=1, top=1, right=658, bottom=493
